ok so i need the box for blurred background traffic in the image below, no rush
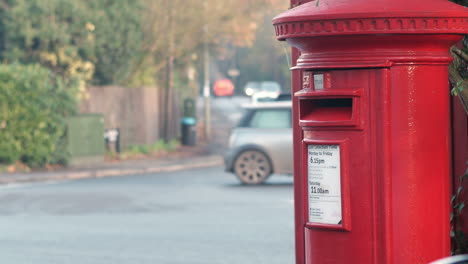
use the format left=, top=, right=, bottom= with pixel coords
left=0, top=2, right=297, bottom=263
left=0, top=0, right=291, bottom=174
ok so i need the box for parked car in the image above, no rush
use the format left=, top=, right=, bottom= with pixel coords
left=251, top=81, right=282, bottom=103
left=244, top=81, right=282, bottom=99
left=429, top=255, right=468, bottom=264
left=243, top=81, right=261, bottom=96
left=275, top=92, right=292, bottom=101
left=224, top=101, right=293, bottom=184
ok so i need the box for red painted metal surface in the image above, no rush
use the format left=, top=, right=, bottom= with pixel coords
left=290, top=47, right=306, bottom=264
left=274, top=0, right=468, bottom=263
left=275, top=0, right=468, bottom=30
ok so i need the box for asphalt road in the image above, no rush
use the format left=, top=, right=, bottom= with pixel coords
left=0, top=166, right=294, bottom=264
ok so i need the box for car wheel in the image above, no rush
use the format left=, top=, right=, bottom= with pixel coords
left=233, top=150, right=272, bottom=184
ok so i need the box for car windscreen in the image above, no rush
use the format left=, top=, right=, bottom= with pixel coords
left=260, top=82, right=281, bottom=92
left=238, top=108, right=291, bottom=129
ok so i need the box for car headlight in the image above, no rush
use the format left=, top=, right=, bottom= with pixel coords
left=245, top=88, right=254, bottom=96
left=228, top=133, right=237, bottom=147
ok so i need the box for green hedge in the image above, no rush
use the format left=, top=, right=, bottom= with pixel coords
left=0, top=64, right=76, bottom=167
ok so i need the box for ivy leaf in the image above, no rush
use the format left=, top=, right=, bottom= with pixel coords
left=458, top=186, right=463, bottom=196
left=452, top=195, right=457, bottom=205
left=451, top=80, right=465, bottom=96
left=462, top=172, right=468, bottom=182
left=451, top=212, right=455, bottom=222
left=459, top=202, right=465, bottom=214
left=451, top=230, right=456, bottom=238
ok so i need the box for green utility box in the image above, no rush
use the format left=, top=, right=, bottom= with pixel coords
left=66, top=114, right=105, bottom=166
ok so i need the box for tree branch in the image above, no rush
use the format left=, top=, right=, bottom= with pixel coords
left=452, top=46, right=468, bottom=62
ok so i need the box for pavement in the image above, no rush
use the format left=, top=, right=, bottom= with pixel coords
left=0, top=146, right=224, bottom=185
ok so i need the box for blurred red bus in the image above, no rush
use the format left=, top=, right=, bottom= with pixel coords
left=213, top=79, right=234, bottom=97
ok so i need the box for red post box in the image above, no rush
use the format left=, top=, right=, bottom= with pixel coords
left=273, top=0, right=468, bottom=263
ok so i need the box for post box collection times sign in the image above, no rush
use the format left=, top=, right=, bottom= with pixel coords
left=308, top=144, right=342, bottom=225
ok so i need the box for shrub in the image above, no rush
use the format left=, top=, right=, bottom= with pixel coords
left=0, top=64, right=76, bottom=167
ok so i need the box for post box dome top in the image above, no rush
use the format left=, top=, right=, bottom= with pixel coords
left=273, top=0, right=468, bottom=40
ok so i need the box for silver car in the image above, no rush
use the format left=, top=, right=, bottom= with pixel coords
left=224, top=101, right=293, bottom=184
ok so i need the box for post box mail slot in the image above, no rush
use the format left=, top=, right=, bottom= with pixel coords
left=296, top=78, right=362, bottom=128
left=299, top=97, right=355, bottom=126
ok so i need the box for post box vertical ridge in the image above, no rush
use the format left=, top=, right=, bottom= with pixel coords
left=370, top=70, right=378, bottom=264
left=367, top=69, right=377, bottom=263
left=291, top=48, right=306, bottom=264
left=372, top=68, right=395, bottom=264
left=381, top=68, right=394, bottom=264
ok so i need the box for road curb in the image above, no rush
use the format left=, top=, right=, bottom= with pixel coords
left=0, top=156, right=223, bottom=185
